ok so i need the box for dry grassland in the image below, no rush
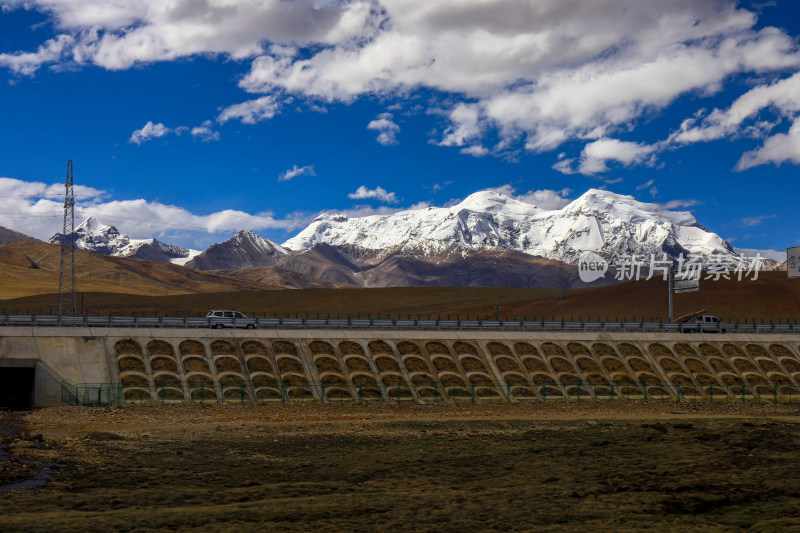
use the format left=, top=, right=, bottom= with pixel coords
left=2, top=404, right=800, bottom=532
left=2, top=271, right=800, bottom=322
left=0, top=242, right=266, bottom=300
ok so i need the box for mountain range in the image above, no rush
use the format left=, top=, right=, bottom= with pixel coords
left=48, top=217, right=200, bottom=265
left=3, top=188, right=783, bottom=290
left=284, top=189, right=738, bottom=263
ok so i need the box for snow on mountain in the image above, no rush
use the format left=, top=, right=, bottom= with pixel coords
left=184, top=230, right=288, bottom=270
left=170, top=250, right=202, bottom=266
left=283, top=189, right=737, bottom=263
left=48, top=216, right=199, bottom=263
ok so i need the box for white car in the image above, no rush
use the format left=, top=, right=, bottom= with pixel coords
left=682, top=314, right=725, bottom=333
left=206, top=310, right=256, bottom=329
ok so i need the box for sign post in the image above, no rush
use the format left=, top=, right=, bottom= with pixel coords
left=674, top=278, right=700, bottom=293
left=668, top=269, right=673, bottom=322
left=788, top=246, right=800, bottom=279
left=668, top=270, right=699, bottom=322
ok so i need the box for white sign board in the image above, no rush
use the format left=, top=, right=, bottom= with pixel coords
left=789, top=246, right=800, bottom=278
left=674, top=278, right=699, bottom=293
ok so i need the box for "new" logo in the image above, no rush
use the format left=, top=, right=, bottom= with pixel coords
left=578, top=251, right=608, bottom=282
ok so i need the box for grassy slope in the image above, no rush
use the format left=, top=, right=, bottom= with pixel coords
left=1, top=271, right=798, bottom=321
left=0, top=241, right=267, bottom=299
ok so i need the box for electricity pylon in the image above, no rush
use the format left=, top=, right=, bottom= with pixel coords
left=58, top=160, right=77, bottom=316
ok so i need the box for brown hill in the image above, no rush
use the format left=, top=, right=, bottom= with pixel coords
left=211, top=265, right=353, bottom=289
left=357, top=249, right=595, bottom=288
left=276, top=244, right=363, bottom=285
left=273, top=244, right=609, bottom=289
left=0, top=241, right=268, bottom=299
left=0, top=225, right=39, bottom=245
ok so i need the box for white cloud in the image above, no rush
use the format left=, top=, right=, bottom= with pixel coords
left=735, top=117, right=800, bottom=170
left=460, top=145, right=489, bottom=157
left=0, top=1, right=376, bottom=73
left=235, top=0, right=800, bottom=153
left=740, top=214, right=778, bottom=226
left=190, top=120, right=220, bottom=142
left=517, top=189, right=573, bottom=210
left=348, top=185, right=398, bottom=204
left=129, top=121, right=171, bottom=145
left=0, top=176, right=302, bottom=246
left=130, top=120, right=220, bottom=145
left=662, top=199, right=701, bottom=209
left=439, top=103, right=482, bottom=147
left=426, top=180, right=453, bottom=193
left=218, top=95, right=281, bottom=124
left=486, top=185, right=572, bottom=210
left=563, top=138, right=659, bottom=175
left=0, top=34, right=74, bottom=76
left=671, top=71, right=800, bottom=145
left=331, top=201, right=431, bottom=219
left=4, top=0, right=800, bottom=166
left=278, top=164, right=316, bottom=182
left=366, top=113, right=400, bottom=145
left=635, top=179, right=658, bottom=198
left=582, top=139, right=658, bottom=174
left=551, top=156, right=577, bottom=175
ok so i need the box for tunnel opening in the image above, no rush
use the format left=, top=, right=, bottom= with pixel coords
left=0, top=367, right=35, bottom=409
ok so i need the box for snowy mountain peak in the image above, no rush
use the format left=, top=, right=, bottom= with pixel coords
left=313, top=213, right=348, bottom=223
left=454, top=189, right=553, bottom=215
left=231, top=229, right=288, bottom=255
left=566, top=189, right=697, bottom=226
left=76, top=216, right=113, bottom=236
left=283, top=187, right=735, bottom=263
left=49, top=217, right=197, bottom=264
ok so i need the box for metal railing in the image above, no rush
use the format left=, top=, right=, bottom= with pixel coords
left=95, top=379, right=800, bottom=406
left=3, top=314, right=799, bottom=333
left=61, top=379, right=123, bottom=407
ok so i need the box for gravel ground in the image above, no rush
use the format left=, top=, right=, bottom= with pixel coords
left=3, top=402, right=800, bottom=532
left=21, top=401, right=800, bottom=441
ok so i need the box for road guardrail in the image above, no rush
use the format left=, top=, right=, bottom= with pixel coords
left=0, top=314, right=798, bottom=333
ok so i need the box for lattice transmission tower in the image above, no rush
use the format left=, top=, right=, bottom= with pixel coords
left=58, top=160, right=77, bottom=316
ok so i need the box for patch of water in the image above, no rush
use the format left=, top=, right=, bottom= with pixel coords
left=0, top=410, right=58, bottom=492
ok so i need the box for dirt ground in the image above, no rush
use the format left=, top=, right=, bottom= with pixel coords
left=3, top=403, right=800, bottom=532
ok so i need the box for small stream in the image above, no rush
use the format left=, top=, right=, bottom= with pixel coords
left=0, top=410, right=59, bottom=493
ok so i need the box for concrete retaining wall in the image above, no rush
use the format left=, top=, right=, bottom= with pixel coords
left=2, top=327, right=800, bottom=406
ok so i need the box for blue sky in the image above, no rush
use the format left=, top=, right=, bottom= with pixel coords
left=0, top=0, right=799, bottom=253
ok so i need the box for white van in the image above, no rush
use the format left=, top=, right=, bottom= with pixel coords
left=205, top=310, right=255, bottom=329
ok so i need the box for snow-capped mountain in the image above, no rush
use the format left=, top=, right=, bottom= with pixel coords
left=37, top=188, right=775, bottom=288
left=185, top=230, right=288, bottom=270
left=48, top=217, right=200, bottom=264
left=283, top=189, right=737, bottom=264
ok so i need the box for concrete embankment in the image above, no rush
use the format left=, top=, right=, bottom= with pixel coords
left=2, top=327, right=800, bottom=407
